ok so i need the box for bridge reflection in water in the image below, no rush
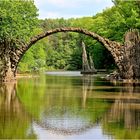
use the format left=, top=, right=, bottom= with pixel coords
left=0, top=74, right=140, bottom=139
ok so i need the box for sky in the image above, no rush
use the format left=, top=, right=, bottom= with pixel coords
left=34, top=0, right=114, bottom=19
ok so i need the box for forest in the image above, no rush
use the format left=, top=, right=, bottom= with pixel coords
left=1, top=0, right=140, bottom=73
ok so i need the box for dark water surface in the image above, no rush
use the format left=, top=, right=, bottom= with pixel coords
left=0, top=71, right=140, bottom=139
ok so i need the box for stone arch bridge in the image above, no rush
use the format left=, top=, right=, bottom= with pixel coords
left=1, top=27, right=140, bottom=81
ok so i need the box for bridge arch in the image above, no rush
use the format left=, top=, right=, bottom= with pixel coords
left=16, top=27, right=124, bottom=70
left=3, top=27, right=125, bottom=81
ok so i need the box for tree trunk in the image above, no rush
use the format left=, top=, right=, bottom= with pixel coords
left=120, top=29, right=140, bottom=79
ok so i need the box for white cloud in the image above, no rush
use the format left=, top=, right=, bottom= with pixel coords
left=35, top=0, right=107, bottom=9
left=34, top=0, right=113, bottom=7
left=35, top=0, right=78, bottom=8
left=39, top=11, right=86, bottom=19
left=44, top=12, right=61, bottom=19
left=47, top=0, right=76, bottom=7
left=34, top=0, right=114, bottom=19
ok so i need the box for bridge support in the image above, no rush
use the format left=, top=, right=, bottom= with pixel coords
left=0, top=46, right=15, bottom=82
left=119, top=29, right=140, bottom=79
left=0, top=44, right=22, bottom=82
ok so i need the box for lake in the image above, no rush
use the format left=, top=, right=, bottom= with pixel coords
left=0, top=71, right=140, bottom=139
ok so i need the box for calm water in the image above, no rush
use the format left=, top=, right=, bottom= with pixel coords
left=0, top=71, right=140, bottom=139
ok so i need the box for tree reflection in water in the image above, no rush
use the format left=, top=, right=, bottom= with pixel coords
left=0, top=82, right=37, bottom=139
left=103, top=82, right=140, bottom=139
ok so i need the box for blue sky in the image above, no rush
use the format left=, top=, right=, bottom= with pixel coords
left=34, top=0, right=114, bottom=19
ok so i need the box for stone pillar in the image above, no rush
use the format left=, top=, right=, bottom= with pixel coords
left=121, top=29, right=140, bottom=79
left=82, top=42, right=91, bottom=72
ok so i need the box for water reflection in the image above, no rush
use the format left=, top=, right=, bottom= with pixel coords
left=0, top=82, right=37, bottom=139
left=103, top=82, right=140, bottom=139
left=82, top=75, right=93, bottom=108
left=35, top=75, right=105, bottom=136
left=0, top=74, right=140, bottom=139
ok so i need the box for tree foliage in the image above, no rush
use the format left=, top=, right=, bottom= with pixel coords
left=0, top=0, right=38, bottom=43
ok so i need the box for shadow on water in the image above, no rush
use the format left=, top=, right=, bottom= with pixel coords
left=0, top=74, right=140, bottom=139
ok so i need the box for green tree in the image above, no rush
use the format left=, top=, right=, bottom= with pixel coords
left=0, top=0, right=38, bottom=42
left=0, top=0, right=38, bottom=80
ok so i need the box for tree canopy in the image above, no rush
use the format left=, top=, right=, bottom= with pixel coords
left=0, top=0, right=38, bottom=44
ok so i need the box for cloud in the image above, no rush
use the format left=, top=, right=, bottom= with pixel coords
left=39, top=11, right=87, bottom=19
left=34, top=0, right=114, bottom=19
left=35, top=0, right=109, bottom=9
left=47, top=0, right=76, bottom=8
left=43, top=12, right=61, bottom=19
left=34, top=0, right=78, bottom=8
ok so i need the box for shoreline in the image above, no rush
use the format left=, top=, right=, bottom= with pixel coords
left=16, top=73, right=39, bottom=78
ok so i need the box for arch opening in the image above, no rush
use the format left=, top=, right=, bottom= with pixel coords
left=17, top=27, right=122, bottom=72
